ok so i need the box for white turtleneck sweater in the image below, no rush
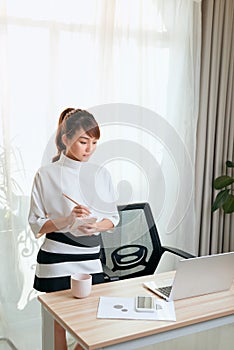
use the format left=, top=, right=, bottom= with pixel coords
left=28, top=153, right=119, bottom=278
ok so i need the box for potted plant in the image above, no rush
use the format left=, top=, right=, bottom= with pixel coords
left=212, top=160, right=234, bottom=214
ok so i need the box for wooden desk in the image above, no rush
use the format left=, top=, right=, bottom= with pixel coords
left=38, top=272, right=234, bottom=350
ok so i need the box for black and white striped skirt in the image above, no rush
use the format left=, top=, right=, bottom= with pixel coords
left=34, top=232, right=105, bottom=292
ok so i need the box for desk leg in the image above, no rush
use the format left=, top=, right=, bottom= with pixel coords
left=41, top=305, right=54, bottom=350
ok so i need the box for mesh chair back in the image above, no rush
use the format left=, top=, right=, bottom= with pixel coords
left=100, top=202, right=163, bottom=279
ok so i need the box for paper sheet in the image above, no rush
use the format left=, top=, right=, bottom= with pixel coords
left=97, top=296, right=176, bottom=321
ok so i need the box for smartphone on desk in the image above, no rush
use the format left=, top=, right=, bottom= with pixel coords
left=135, top=296, right=155, bottom=312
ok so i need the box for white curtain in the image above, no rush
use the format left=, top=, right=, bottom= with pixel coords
left=0, top=1, right=201, bottom=349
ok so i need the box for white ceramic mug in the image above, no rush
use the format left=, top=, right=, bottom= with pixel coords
left=71, top=273, right=92, bottom=298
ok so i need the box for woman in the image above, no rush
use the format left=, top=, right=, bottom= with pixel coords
left=28, top=108, right=119, bottom=350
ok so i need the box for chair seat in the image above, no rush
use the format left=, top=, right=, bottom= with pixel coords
left=111, top=245, right=148, bottom=271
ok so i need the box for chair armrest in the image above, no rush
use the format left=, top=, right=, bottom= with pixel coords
left=162, top=246, right=196, bottom=259
left=102, top=263, right=120, bottom=282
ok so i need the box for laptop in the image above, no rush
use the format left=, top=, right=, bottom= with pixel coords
left=143, top=252, right=234, bottom=301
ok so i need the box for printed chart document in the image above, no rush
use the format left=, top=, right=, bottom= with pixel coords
left=97, top=296, right=176, bottom=321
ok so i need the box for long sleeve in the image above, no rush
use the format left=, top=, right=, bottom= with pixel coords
left=28, top=172, right=50, bottom=236
left=104, top=169, right=119, bottom=227
left=90, top=167, right=119, bottom=227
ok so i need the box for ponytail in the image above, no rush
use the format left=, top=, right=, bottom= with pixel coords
left=52, top=107, right=75, bottom=162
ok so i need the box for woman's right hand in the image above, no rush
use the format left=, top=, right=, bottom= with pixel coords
left=67, top=205, right=91, bottom=225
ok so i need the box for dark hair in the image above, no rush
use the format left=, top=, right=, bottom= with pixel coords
left=52, top=108, right=75, bottom=162
left=52, top=108, right=100, bottom=162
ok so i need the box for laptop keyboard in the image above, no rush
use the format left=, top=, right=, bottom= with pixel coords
left=157, top=286, right=172, bottom=297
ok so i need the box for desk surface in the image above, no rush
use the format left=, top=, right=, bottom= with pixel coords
left=38, top=272, right=234, bottom=350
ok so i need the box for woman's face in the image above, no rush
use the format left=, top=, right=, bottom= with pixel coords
left=63, top=129, right=98, bottom=162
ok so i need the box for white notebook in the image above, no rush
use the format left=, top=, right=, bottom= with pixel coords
left=70, top=216, right=97, bottom=230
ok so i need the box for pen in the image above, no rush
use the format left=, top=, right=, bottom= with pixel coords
left=62, top=193, right=80, bottom=207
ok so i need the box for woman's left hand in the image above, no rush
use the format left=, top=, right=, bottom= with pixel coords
left=78, top=219, right=114, bottom=235
left=78, top=223, right=98, bottom=236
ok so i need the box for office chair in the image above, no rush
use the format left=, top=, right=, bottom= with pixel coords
left=100, top=202, right=195, bottom=282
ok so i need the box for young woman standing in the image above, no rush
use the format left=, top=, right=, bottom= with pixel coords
left=29, top=109, right=119, bottom=350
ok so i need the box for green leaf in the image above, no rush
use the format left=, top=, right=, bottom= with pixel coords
left=226, top=160, right=234, bottom=168
left=222, top=194, right=234, bottom=214
left=212, top=189, right=230, bottom=212
left=213, top=175, right=234, bottom=189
